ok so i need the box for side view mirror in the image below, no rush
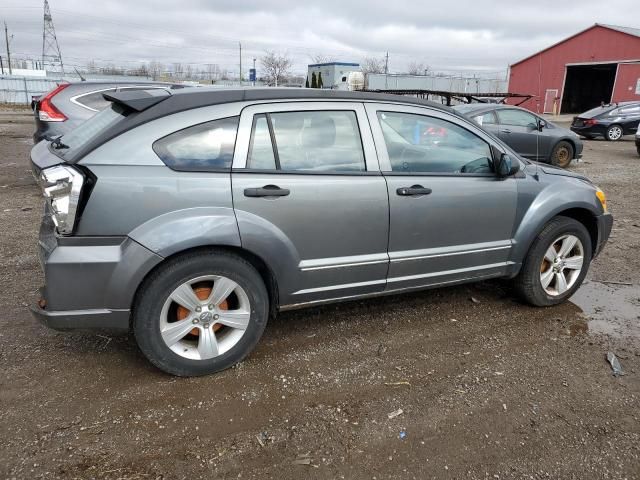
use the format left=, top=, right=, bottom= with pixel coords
left=537, top=120, right=547, bottom=131
left=496, top=153, right=520, bottom=178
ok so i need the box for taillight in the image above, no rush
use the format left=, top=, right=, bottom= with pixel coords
left=584, top=119, right=598, bottom=126
left=38, top=83, right=69, bottom=122
left=40, top=165, right=84, bottom=234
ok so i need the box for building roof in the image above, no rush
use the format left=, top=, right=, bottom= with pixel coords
left=511, top=23, right=640, bottom=67
left=308, top=62, right=360, bottom=68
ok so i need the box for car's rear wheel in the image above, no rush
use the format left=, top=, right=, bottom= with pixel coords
left=133, top=250, right=269, bottom=376
left=515, top=216, right=592, bottom=307
left=550, top=141, right=574, bottom=168
left=605, top=124, right=623, bottom=141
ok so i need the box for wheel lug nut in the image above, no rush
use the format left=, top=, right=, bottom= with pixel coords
left=213, top=314, right=219, bottom=320
left=192, top=319, right=199, bottom=324
left=203, top=323, right=209, bottom=329
left=208, top=304, right=214, bottom=310
left=196, top=306, right=202, bottom=312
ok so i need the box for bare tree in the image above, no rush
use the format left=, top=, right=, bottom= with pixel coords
left=309, top=54, right=336, bottom=64
left=360, top=56, right=386, bottom=74
left=172, top=62, right=184, bottom=79
left=407, top=61, right=429, bottom=76
left=206, top=63, right=220, bottom=81
left=260, top=51, right=292, bottom=87
left=148, top=61, right=164, bottom=80
left=184, top=64, right=194, bottom=80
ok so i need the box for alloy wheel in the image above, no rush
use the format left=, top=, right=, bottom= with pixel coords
left=539, top=234, right=584, bottom=296
left=607, top=126, right=623, bottom=141
left=159, top=275, right=251, bottom=360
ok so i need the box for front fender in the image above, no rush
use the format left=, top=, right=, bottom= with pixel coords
left=128, top=207, right=241, bottom=258
left=510, top=178, right=601, bottom=264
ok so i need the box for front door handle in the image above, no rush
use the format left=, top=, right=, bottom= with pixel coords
left=501, top=129, right=512, bottom=134
left=396, top=185, right=432, bottom=196
left=244, top=185, right=290, bottom=197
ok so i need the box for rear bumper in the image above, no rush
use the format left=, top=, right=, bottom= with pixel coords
left=32, top=206, right=163, bottom=331
left=594, top=213, right=614, bottom=257
left=570, top=124, right=606, bottom=137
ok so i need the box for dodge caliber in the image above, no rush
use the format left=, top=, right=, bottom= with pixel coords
left=30, top=88, right=613, bottom=376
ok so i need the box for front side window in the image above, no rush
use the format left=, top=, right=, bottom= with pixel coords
left=496, top=109, right=538, bottom=128
left=153, top=116, right=239, bottom=172
left=247, top=110, right=366, bottom=172
left=376, top=111, right=493, bottom=174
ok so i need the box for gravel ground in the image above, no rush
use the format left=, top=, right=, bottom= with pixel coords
left=1, top=112, right=639, bottom=480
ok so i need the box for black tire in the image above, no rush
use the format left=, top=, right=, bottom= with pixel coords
left=514, top=216, right=592, bottom=307
left=605, top=124, right=624, bottom=141
left=550, top=141, right=574, bottom=168
left=133, top=250, right=269, bottom=376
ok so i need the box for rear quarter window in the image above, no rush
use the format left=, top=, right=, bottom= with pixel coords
left=153, top=116, right=239, bottom=172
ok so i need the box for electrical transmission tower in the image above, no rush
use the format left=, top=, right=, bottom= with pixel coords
left=41, top=0, right=64, bottom=74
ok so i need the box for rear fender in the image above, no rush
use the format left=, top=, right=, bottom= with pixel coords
left=128, top=207, right=241, bottom=257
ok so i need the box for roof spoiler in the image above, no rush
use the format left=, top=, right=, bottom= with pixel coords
left=103, top=88, right=172, bottom=112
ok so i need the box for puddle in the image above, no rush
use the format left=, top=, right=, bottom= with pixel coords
left=570, top=281, right=640, bottom=338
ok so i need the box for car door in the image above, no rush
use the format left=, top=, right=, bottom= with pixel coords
left=616, top=103, right=640, bottom=133
left=365, top=103, right=518, bottom=291
left=231, top=102, right=389, bottom=307
left=470, top=110, right=501, bottom=138
left=495, top=108, right=541, bottom=160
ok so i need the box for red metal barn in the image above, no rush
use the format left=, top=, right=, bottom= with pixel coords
left=508, top=24, right=640, bottom=114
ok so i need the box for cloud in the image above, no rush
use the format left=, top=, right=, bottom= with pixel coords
left=3, top=0, right=639, bottom=75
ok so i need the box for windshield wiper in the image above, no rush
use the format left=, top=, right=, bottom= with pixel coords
left=51, top=136, right=70, bottom=150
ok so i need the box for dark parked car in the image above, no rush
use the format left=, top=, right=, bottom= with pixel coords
left=570, top=101, right=640, bottom=141
left=636, top=130, right=640, bottom=156
left=454, top=104, right=583, bottom=168
left=30, top=88, right=612, bottom=376
left=33, top=81, right=187, bottom=143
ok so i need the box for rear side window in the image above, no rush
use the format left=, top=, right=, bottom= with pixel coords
left=496, top=109, right=538, bottom=128
left=473, top=111, right=497, bottom=126
left=246, top=110, right=366, bottom=172
left=153, top=116, right=239, bottom=172
left=75, top=90, right=114, bottom=111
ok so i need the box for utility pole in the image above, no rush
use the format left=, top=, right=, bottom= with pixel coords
left=239, top=42, right=242, bottom=86
left=384, top=51, right=389, bottom=89
left=0, top=55, right=4, bottom=75
left=4, top=22, right=12, bottom=75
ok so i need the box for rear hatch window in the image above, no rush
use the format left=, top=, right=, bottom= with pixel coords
left=50, top=103, right=129, bottom=160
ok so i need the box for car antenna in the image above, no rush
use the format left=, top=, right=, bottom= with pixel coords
left=74, top=67, right=86, bottom=82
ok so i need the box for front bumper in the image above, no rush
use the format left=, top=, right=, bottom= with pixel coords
left=594, top=212, right=614, bottom=257
left=31, top=207, right=163, bottom=331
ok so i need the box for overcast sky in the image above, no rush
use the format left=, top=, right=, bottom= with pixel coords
left=2, top=0, right=639, bottom=77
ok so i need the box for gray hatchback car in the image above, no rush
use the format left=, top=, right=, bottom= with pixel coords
left=30, top=88, right=613, bottom=376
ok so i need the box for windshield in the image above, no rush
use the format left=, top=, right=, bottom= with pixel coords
left=51, top=103, right=129, bottom=159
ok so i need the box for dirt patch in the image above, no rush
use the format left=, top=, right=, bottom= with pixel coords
left=1, top=121, right=639, bottom=479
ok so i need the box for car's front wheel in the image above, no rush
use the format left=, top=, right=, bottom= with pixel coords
left=605, top=124, right=624, bottom=141
left=133, top=250, right=269, bottom=376
left=515, top=216, right=592, bottom=307
left=550, top=141, right=574, bottom=168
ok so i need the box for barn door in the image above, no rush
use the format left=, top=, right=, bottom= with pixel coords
left=543, top=89, right=558, bottom=114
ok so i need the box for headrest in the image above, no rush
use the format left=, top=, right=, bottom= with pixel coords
left=302, top=116, right=336, bottom=148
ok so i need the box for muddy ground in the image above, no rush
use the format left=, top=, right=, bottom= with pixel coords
left=0, top=111, right=638, bottom=480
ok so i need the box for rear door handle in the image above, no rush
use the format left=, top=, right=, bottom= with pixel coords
left=396, top=185, right=432, bottom=196
left=244, top=185, right=290, bottom=197
left=501, top=129, right=512, bottom=134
